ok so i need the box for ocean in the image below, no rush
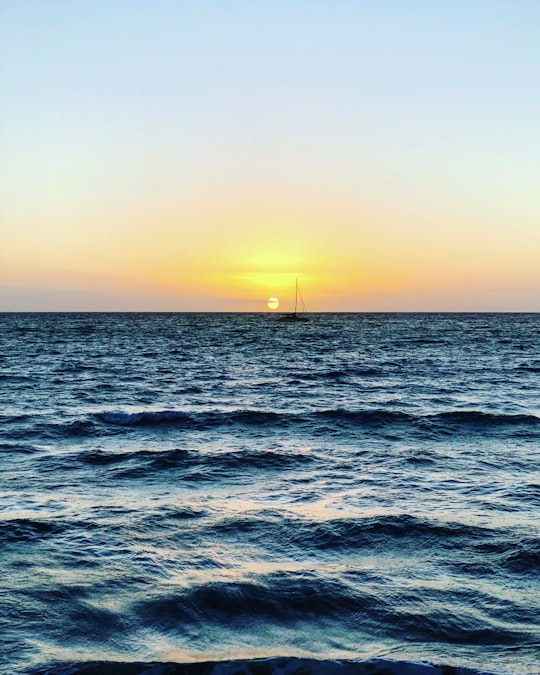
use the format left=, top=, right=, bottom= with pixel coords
left=1, top=312, right=539, bottom=675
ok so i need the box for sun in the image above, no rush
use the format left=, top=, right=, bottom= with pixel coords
left=267, top=297, right=280, bottom=310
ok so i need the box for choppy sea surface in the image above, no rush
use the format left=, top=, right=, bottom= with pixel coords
left=1, top=312, right=539, bottom=675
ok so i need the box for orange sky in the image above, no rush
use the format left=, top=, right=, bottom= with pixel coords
left=1, top=2, right=539, bottom=311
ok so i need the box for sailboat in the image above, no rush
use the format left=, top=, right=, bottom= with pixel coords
left=278, top=278, right=309, bottom=322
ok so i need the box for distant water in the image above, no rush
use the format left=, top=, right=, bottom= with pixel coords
left=1, top=312, right=539, bottom=675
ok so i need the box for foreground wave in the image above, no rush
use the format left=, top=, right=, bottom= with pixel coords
left=23, top=656, right=491, bottom=675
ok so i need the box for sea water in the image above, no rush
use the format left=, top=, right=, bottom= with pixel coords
left=0, top=312, right=539, bottom=674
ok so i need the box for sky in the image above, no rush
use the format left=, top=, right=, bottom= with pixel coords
left=1, top=0, right=539, bottom=311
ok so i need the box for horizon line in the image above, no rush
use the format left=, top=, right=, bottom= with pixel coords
left=1, top=310, right=539, bottom=315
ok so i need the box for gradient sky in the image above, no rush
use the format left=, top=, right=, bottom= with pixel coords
left=1, top=0, right=539, bottom=311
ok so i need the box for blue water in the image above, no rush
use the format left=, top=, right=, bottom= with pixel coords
left=1, top=312, right=539, bottom=675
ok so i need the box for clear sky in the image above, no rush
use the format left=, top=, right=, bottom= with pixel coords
left=1, top=0, right=539, bottom=311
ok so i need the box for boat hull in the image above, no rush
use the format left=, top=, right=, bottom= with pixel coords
left=278, top=313, right=308, bottom=322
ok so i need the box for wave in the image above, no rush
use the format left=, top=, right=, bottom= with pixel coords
left=97, top=410, right=187, bottom=426
left=515, top=361, right=540, bottom=373
left=0, top=373, right=32, bottom=383
left=3, top=510, right=537, bottom=579
left=62, top=446, right=316, bottom=477
left=94, top=407, right=540, bottom=432
left=0, top=413, right=35, bottom=425
left=73, top=447, right=193, bottom=467
left=4, top=408, right=538, bottom=442
left=207, top=513, right=498, bottom=554
left=494, top=537, right=540, bottom=574
left=0, top=517, right=62, bottom=544
left=94, top=408, right=400, bottom=428
left=286, top=365, right=383, bottom=381
left=121, top=570, right=535, bottom=653
left=20, top=656, right=492, bottom=675
left=131, top=575, right=369, bottom=626
left=204, top=513, right=540, bottom=577
left=0, top=441, right=40, bottom=454
left=96, top=409, right=285, bottom=428
left=0, top=415, right=103, bottom=441
left=434, top=410, right=540, bottom=426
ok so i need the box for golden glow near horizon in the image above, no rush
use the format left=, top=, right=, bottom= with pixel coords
left=267, top=298, right=280, bottom=310
left=1, top=3, right=539, bottom=311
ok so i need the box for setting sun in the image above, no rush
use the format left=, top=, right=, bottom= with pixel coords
left=266, top=297, right=280, bottom=310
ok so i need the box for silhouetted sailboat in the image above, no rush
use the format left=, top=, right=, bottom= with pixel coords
left=278, top=278, right=308, bottom=322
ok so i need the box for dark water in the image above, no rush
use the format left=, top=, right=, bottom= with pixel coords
left=1, top=313, right=539, bottom=675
